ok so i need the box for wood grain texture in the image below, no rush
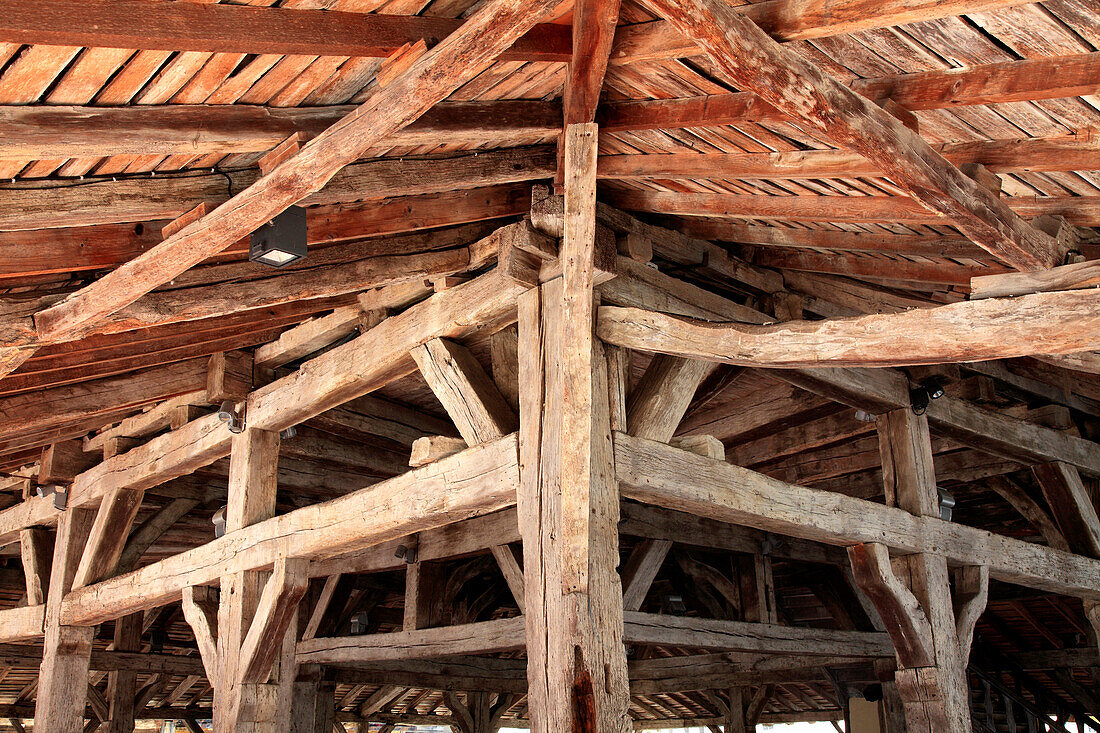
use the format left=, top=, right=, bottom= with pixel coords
left=597, top=290, right=1100, bottom=368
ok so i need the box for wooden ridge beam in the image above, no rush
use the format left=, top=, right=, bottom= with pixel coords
left=596, top=291, right=1100, bottom=368
left=21, top=0, right=566, bottom=357
left=0, top=101, right=561, bottom=161
left=614, top=432, right=1100, bottom=600
left=62, top=433, right=519, bottom=627
left=0, top=1, right=570, bottom=62
left=600, top=53, right=1100, bottom=130
left=597, top=133, right=1100, bottom=180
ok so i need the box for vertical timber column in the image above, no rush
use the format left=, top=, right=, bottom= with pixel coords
left=518, top=122, right=632, bottom=733
left=877, top=409, right=970, bottom=732
left=34, top=507, right=97, bottom=732
left=217, top=427, right=282, bottom=732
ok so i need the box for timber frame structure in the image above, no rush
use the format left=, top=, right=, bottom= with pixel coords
left=0, top=0, right=1099, bottom=732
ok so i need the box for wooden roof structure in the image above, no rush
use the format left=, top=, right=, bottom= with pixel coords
left=0, top=0, right=1098, bottom=730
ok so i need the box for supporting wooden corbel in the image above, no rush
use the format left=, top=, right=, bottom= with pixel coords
left=847, top=542, right=934, bottom=669
left=238, top=558, right=309, bottom=684
left=952, top=564, right=989, bottom=664
left=181, top=585, right=220, bottom=686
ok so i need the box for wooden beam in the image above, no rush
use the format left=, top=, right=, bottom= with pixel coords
left=1032, top=462, right=1100, bottom=558
left=622, top=611, right=891, bottom=657
left=596, top=291, right=1100, bottom=368
left=613, top=432, right=1100, bottom=600
left=411, top=338, right=518, bottom=446
left=24, top=0, right=565, bottom=353
left=606, top=189, right=1100, bottom=229
left=62, top=434, right=520, bottom=626
left=237, top=557, right=310, bottom=684
left=972, top=259, right=1100, bottom=300
left=0, top=147, right=553, bottom=232
left=600, top=51, right=1100, bottom=126
left=518, top=124, right=631, bottom=733
left=621, top=539, right=672, bottom=611
left=298, top=617, right=526, bottom=665
left=0, top=358, right=209, bottom=441
left=0, top=1, right=570, bottom=61
left=626, top=354, right=715, bottom=442
left=564, top=0, right=621, bottom=124
left=598, top=135, right=1100, bottom=181
left=0, top=101, right=560, bottom=161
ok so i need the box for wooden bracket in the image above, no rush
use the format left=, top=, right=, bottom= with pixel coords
left=258, top=133, right=305, bottom=176
left=411, top=338, right=517, bottom=446
left=490, top=543, right=526, bottom=613
left=874, top=97, right=919, bottom=134
left=377, top=39, right=429, bottom=88
left=70, top=487, right=145, bottom=589
left=237, top=556, right=310, bottom=684
left=181, top=585, right=220, bottom=685
left=162, top=202, right=211, bottom=240
left=443, top=690, right=476, bottom=733
left=621, top=538, right=672, bottom=612
left=952, top=564, right=989, bottom=664
left=848, top=542, right=934, bottom=668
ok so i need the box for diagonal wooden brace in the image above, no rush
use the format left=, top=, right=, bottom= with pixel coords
left=847, top=542, right=934, bottom=669
left=237, top=555, right=310, bottom=684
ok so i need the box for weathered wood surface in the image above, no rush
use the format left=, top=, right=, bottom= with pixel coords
left=621, top=612, right=892, bottom=657
left=971, top=259, right=1100, bottom=300
left=0, top=101, right=560, bottom=160
left=0, top=1, right=570, bottom=61
left=608, top=0, right=1033, bottom=64
left=26, top=0, right=564, bottom=348
left=0, top=147, right=553, bottom=231
left=614, top=432, right=1100, bottom=600
left=62, top=434, right=519, bottom=626
left=596, top=290, right=1100, bottom=368
left=518, top=124, right=631, bottom=733
left=297, top=617, right=526, bottom=664
left=598, top=134, right=1100, bottom=180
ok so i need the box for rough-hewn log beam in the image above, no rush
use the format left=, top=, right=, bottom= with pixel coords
left=0, top=1, right=570, bottom=61
left=600, top=52, right=1100, bottom=128
left=596, top=291, right=1100, bottom=368
left=614, top=432, right=1100, bottom=600
left=598, top=135, right=1100, bottom=180
left=0, top=147, right=553, bottom=231
left=297, top=617, right=526, bottom=665
left=0, top=101, right=560, bottom=161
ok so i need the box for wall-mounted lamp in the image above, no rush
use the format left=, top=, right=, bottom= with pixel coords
left=217, top=401, right=245, bottom=433
left=250, top=206, right=307, bottom=268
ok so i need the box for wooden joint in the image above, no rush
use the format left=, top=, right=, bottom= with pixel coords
left=377, top=39, right=430, bottom=88
left=162, top=202, right=211, bottom=240
left=258, top=133, right=305, bottom=176
left=1031, top=214, right=1080, bottom=259
left=237, top=556, right=310, bottom=684
left=959, top=162, right=1002, bottom=197
left=181, top=585, right=220, bottom=686
left=847, top=542, right=934, bottom=668
left=207, top=351, right=254, bottom=405
left=409, top=435, right=468, bottom=467
left=874, top=97, right=919, bottom=134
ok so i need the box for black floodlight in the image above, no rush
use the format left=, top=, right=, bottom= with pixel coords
left=250, top=205, right=307, bottom=267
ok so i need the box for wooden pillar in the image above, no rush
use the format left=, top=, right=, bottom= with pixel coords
left=106, top=613, right=142, bottom=733
left=518, top=123, right=631, bottom=732
left=853, top=409, right=971, bottom=732
left=34, top=507, right=97, bottom=732
left=214, top=427, right=286, bottom=732
left=723, top=687, right=746, bottom=733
